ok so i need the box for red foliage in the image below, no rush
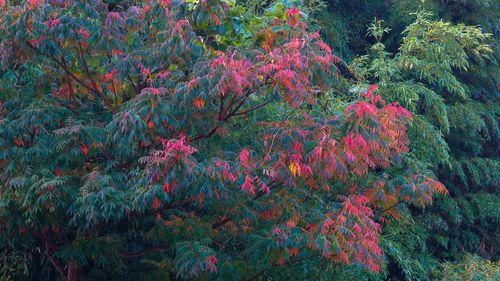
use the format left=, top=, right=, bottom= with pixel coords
left=205, top=255, right=218, bottom=273
left=2, top=2, right=448, bottom=276
left=80, top=143, right=88, bottom=156
left=241, top=175, right=256, bottom=195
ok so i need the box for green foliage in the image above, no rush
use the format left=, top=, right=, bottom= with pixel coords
left=439, top=254, right=500, bottom=281
left=340, top=4, right=498, bottom=280
left=381, top=213, right=439, bottom=280
left=351, top=12, right=491, bottom=171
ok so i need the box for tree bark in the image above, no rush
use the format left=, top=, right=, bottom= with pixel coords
left=67, top=262, right=80, bottom=281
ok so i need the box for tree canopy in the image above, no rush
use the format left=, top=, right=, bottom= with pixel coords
left=0, top=1, right=497, bottom=280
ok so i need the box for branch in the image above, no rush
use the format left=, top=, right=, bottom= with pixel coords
left=190, top=79, right=272, bottom=142
left=231, top=99, right=273, bottom=117
left=26, top=42, right=101, bottom=98
left=42, top=232, right=67, bottom=280
left=190, top=125, right=220, bottom=142
left=225, top=93, right=250, bottom=119
left=334, top=57, right=358, bottom=82
left=77, top=41, right=101, bottom=95
left=380, top=199, right=407, bottom=213
left=224, top=93, right=244, bottom=116
left=219, top=93, right=225, bottom=120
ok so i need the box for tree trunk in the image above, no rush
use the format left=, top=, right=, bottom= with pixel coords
left=67, top=262, right=80, bottom=281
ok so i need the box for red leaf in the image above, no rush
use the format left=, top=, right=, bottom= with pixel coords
left=163, top=182, right=173, bottom=193
left=193, top=98, right=205, bottom=109
left=81, top=143, right=89, bottom=156
left=152, top=197, right=161, bottom=209
left=206, top=256, right=218, bottom=272
left=241, top=175, right=256, bottom=195
left=239, top=148, right=250, bottom=169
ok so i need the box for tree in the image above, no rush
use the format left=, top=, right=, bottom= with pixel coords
left=347, top=7, right=495, bottom=279
left=0, top=1, right=445, bottom=280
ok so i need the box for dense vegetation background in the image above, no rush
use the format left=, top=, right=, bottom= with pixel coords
left=0, top=0, right=498, bottom=280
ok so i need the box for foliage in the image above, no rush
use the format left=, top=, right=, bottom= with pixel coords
left=0, top=0, right=497, bottom=280
left=439, top=254, right=500, bottom=281
left=0, top=1, right=450, bottom=280
left=338, top=3, right=498, bottom=280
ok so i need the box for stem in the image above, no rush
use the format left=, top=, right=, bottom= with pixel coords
left=190, top=125, right=220, bottom=142
left=219, top=93, right=225, bottom=120
left=77, top=41, right=101, bottom=95
left=232, top=99, right=273, bottom=117
left=381, top=199, right=406, bottom=213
